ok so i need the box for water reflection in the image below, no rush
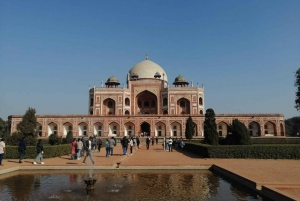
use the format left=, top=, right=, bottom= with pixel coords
left=0, top=170, right=264, bottom=201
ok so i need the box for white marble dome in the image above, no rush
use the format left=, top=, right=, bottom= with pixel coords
left=128, top=59, right=168, bottom=82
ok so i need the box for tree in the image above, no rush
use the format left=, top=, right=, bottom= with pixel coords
left=185, top=116, right=194, bottom=140
left=65, top=130, right=74, bottom=144
left=295, top=68, right=300, bottom=111
left=231, top=119, right=251, bottom=145
left=0, top=117, right=8, bottom=138
left=16, top=107, right=38, bottom=137
left=49, top=133, right=62, bottom=145
left=285, top=116, right=300, bottom=136
left=204, top=108, right=219, bottom=145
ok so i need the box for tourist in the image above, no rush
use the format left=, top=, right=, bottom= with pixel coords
left=133, top=137, right=137, bottom=149
left=97, top=137, right=102, bottom=152
left=71, top=138, right=77, bottom=160
left=82, top=136, right=95, bottom=165
left=129, top=137, right=134, bottom=155
left=151, top=137, right=155, bottom=146
left=180, top=139, right=185, bottom=151
left=105, top=139, right=110, bottom=157
left=18, top=137, right=26, bottom=163
left=146, top=137, right=150, bottom=150
left=121, top=136, right=129, bottom=155
left=0, top=138, right=6, bottom=166
left=155, top=137, right=158, bottom=145
left=164, top=137, right=168, bottom=150
left=76, top=138, right=83, bottom=160
left=92, top=136, right=97, bottom=150
left=81, top=137, right=86, bottom=157
left=168, top=137, right=173, bottom=152
left=136, top=136, right=140, bottom=149
left=109, top=137, right=116, bottom=156
left=33, top=139, right=44, bottom=165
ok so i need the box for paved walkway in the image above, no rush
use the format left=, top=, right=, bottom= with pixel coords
left=1, top=143, right=300, bottom=200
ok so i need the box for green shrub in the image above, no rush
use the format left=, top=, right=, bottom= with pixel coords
left=184, top=142, right=300, bottom=159
left=64, top=131, right=73, bottom=144
left=4, top=144, right=71, bottom=159
left=48, top=133, right=62, bottom=145
left=251, top=138, right=300, bottom=144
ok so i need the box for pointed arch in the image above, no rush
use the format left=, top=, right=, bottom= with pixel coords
left=78, top=122, right=88, bottom=136
left=63, top=122, right=73, bottom=136
left=155, top=121, right=166, bottom=137
left=248, top=121, right=261, bottom=136
left=170, top=121, right=182, bottom=137
left=217, top=121, right=228, bottom=137
left=136, top=90, right=158, bottom=114
left=124, top=121, right=135, bottom=137
left=177, top=98, right=190, bottom=114
left=94, top=122, right=103, bottom=136
left=103, top=98, right=116, bottom=115
left=109, top=122, right=120, bottom=136
left=264, top=121, right=276, bottom=136
left=48, top=122, right=58, bottom=136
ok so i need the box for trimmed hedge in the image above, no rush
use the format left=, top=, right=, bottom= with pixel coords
left=4, top=144, right=71, bottom=159
left=185, top=142, right=300, bottom=159
left=251, top=137, right=300, bottom=144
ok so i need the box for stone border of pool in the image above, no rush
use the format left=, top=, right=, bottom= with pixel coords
left=0, top=144, right=299, bottom=200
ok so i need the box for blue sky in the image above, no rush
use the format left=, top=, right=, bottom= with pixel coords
left=0, top=0, right=299, bottom=120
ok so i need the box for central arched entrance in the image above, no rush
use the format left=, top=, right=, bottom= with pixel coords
left=141, top=122, right=150, bottom=136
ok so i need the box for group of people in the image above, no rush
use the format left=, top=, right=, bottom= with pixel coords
left=16, top=137, right=45, bottom=165
left=120, top=136, right=140, bottom=155
left=163, top=137, right=185, bottom=152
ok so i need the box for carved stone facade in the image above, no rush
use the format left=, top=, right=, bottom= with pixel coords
left=8, top=57, right=285, bottom=138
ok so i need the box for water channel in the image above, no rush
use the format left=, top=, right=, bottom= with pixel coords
left=0, top=170, right=270, bottom=201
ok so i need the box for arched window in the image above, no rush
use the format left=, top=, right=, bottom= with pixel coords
left=199, top=97, right=203, bottom=105
left=144, top=101, right=149, bottom=107
left=108, top=101, right=113, bottom=108
left=163, top=98, right=168, bottom=106
left=125, top=98, right=130, bottom=106
left=180, top=101, right=185, bottom=108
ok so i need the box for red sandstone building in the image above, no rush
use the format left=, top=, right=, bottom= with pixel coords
left=8, top=55, right=285, bottom=138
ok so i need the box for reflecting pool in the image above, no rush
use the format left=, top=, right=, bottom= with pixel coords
left=0, top=170, right=268, bottom=201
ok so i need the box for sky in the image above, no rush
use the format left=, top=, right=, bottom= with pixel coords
left=0, top=0, right=300, bottom=120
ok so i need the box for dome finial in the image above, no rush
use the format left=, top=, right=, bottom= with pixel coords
left=146, top=52, right=148, bottom=60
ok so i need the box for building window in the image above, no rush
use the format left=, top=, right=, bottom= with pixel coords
left=219, top=131, right=222, bottom=136
left=218, top=125, right=222, bottom=129
left=83, top=126, right=87, bottom=130
left=163, top=98, right=168, bottom=106
left=200, top=110, right=203, bottom=114
left=144, top=101, right=149, bottom=107
left=180, top=101, right=185, bottom=108
left=108, top=101, right=113, bottom=108
left=54, top=131, right=57, bottom=135
left=249, top=125, right=252, bottom=129
left=68, top=126, right=72, bottom=130
left=173, top=126, right=177, bottom=129
left=98, top=131, right=102, bottom=136
left=250, top=131, right=253, bottom=136
left=173, top=131, right=177, bottom=136
left=128, top=131, right=132, bottom=135
left=158, top=126, right=162, bottom=129
left=265, top=130, right=268, bottom=134
left=113, top=131, right=117, bottom=134
left=199, top=97, right=203, bottom=105
left=125, top=98, right=130, bottom=106
left=264, top=125, right=268, bottom=129
left=83, top=131, right=87, bottom=135
left=129, top=126, right=132, bottom=129
left=113, top=126, right=117, bottom=129
left=158, top=131, right=161, bottom=136
left=98, top=126, right=102, bottom=129
left=54, top=126, right=57, bottom=130
left=39, top=126, right=42, bottom=130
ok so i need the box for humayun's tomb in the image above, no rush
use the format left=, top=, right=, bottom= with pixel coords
left=8, top=54, right=285, bottom=138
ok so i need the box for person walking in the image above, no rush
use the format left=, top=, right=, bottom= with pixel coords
left=129, top=137, right=134, bottom=155
left=33, top=139, right=44, bottom=165
left=82, top=136, right=95, bottom=165
left=18, top=137, right=26, bottom=163
left=121, top=136, right=129, bottom=155
left=97, top=137, right=102, bottom=152
left=155, top=137, right=158, bottom=145
left=81, top=137, right=86, bottom=157
left=136, top=136, right=140, bottom=149
left=168, top=137, right=173, bottom=152
left=146, top=137, right=150, bottom=150
left=71, top=138, right=77, bottom=160
left=109, top=137, right=116, bottom=156
left=76, top=138, right=83, bottom=160
left=151, top=137, right=155, bottom=146
left=105, top=139, right=110, bottom=157
left=0, top=138, right=6, bottom=166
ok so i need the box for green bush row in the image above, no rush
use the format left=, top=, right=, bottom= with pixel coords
left=251, top=138, right=300, bottom=144
left=185, top=143, right=300, bottom=159
left=4, top=144, right=71, bottom=159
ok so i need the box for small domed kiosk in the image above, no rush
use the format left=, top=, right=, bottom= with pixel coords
left=173, top=75, right=189, bottom=87
left=105, top=76, right=120, bottom=88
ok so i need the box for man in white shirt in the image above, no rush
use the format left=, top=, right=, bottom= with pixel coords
left=167, top=137, right=173, bottom=152
left=82, top=136, right=95, bottom=165
left=0, top=138, right=6, bottom=166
